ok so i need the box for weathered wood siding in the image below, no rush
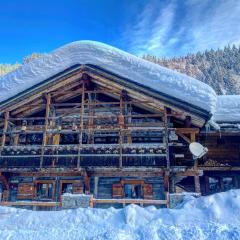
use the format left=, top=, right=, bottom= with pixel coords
left=91, top=177, right=165, bottom=208
left=199, top=135, right=240, bottom=166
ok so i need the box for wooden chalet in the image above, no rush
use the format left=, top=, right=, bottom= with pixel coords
left=0, top=41, right=239, bottom=208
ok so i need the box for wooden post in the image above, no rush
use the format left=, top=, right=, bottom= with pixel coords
left=126, top=99, right=132, bottom=144
left=119, top=91, right=124, bottom=168
left=89, top=196, right=94, bottom=208
left=219, top=177, right=224, bottom=191
left=84, top=173, right=90, bottom=194
left=40, top=93, right=51, bottom=168
left=205, top=176, right=209, bottom=194
left=77, top=81, right=85, bottom=169
left=1, top=111, right=9, bottom=147
left=13, top=134, right=19, bottom=146
left=0, top=111, right=9, bottom=155
left=94, top=176, right=99, bottom=197
left=191, top=132, right=201, bottom=193
left=163, top=171, right=170, bottom=208
left=87, top=92, right=95, bottom=144
left=51, top=107, right=59, bottom=167
left=164, top=107, right=170, bottom=169
left=119, top=129, right=123, bottom=168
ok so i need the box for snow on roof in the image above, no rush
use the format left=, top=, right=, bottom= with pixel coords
left=0, top=41, right=217, bottom=113
left=213, top=95, right=240, bottom=122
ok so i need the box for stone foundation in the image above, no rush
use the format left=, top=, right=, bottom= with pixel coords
left=61, top=194, right=93, bottom=209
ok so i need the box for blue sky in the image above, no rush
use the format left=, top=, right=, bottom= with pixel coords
left=0, top=0, right=240, bottom=63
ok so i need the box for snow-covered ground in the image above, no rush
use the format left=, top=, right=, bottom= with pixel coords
left=0, top=190, right=240, bottom=240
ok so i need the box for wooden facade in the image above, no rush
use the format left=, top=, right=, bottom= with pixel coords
left=0, top=64, right=239, bottom=208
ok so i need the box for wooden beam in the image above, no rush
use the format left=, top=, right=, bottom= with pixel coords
left=77, top=81, right=85, bottom=169
left=0, top=167, right=166, bottom=176
left=3, top=71, right=82, bottom=113
left=205, top=176, right=210, bottom=194
left=40, top=93, right=51, bottom=168
left=175, top=169, right=203, bottom=177
left=199, top=166, right=240, bottom=171
left=163, top=171, right=170, bottom=207
left=119, top=91, right=124, bottom=168
left=164, top=107, right=170, bottom=169
left=88, top=72, right=206, bottom=127
left=194, top=174, right=201, bottom=193
left=88, top=167, right=165, bottom=177
left=176, top=132, right=191, bottom=144
left=191, top=131, right=201, bottom=193
left=0, top=111, right=9, bottom=155
left=176, top=128, right=199, bottom=134
left=84, top=172, right=90, bottom=194
left=163, top=171, right=170, bottom=192
left=93, top=198, right=167, bottom=205
left=0, top=175, right=9, bottom=190
left=175, top=128, right=199, bottom=144
left=0, top=201, right=60, bottom=207
left=94, top=176, right=99, bottom=197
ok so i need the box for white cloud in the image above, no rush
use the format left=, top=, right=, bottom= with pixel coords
left=124, top=0, right=240, bottom=56
left=182, top=0, right=240, bottom=53
left=125, top=0, right=177, bottom=56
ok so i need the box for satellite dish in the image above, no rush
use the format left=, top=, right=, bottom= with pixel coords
left=189, top=142, right=208, bottom=159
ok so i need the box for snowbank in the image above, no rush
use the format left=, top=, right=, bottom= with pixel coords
left=213, top=95, right=240, bottom=122
left=0, top=41, right=217, bottom=113
left=0, top=190, right=239, bottom=240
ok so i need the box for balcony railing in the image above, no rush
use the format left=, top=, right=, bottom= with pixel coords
left=0, top=144, right=167, bottom=168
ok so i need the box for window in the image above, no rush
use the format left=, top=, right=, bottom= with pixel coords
left=209, top=177, right=220, bottom=192
left=112, top=180, right=152, bottom=199
left=124, top=184, right=142, bottom=199
left=59, top=180, right=83, bottom=197
left=222, top=177, right=233, bottom=191
left=62, top=183, right=73, bottom=194
left=35, top=181, right=55, bottom=200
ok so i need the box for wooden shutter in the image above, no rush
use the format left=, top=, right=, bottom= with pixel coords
left=53, top=134, right=60, bottom=145
left=112, top=183, right=123, bottom=198
left=2, top=190, right=9, bottom=201
left=17, top=183, right=34, bottom=200
left=118, top=115, right=124, bottom=127
left=143, top=184, right=153, bottom=199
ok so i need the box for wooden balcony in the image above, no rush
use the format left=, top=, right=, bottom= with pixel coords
left=0, top=144, right=167, bottom=168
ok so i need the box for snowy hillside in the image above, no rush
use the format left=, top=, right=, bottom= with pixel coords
left=143, top=45, right=240, bottom=95
left=0, top=190, right=240, bottom=240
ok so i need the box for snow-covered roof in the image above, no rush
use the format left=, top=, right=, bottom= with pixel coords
left=213, top=95, right=240, bottom=123
left=0, top=41, right=217, bottom=114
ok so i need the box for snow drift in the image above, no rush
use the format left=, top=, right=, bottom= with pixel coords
left=0, top=190, right=239, bottom=240
left=0, top=41, right=217, bottom=113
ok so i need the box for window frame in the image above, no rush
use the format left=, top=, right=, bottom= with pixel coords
left=34, top=180, right=56, bottom=200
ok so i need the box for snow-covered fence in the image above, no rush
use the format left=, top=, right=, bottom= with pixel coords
left=61, top=194, right=169, bottom=209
